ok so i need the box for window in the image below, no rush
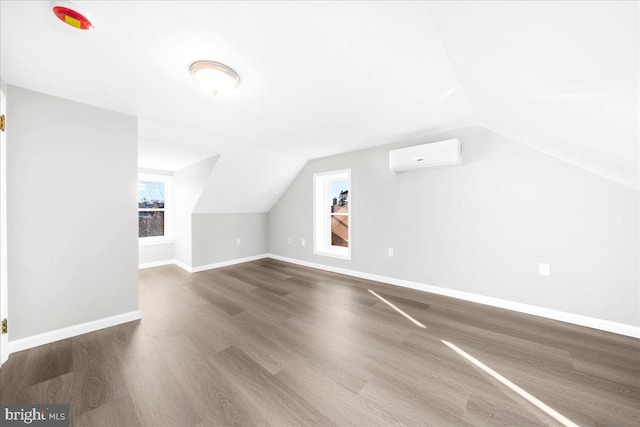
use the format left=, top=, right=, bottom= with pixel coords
left=138, top=174, right=172, bottom=242
left=314, top=169, right=351, bottom=259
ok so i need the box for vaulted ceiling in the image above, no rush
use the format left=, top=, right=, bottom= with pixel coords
left=1, top=1, right=637, bottom=200
left=427, top=1, right=638, bottom=191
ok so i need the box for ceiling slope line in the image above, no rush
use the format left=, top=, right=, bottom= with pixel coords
left=420, top=1, right=478, bottom=126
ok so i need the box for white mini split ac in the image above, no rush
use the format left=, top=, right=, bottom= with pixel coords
left=389, top=139, right=461, bottom=172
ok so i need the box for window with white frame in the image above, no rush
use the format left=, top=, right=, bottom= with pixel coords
left=138, top=174, right=172, bottom=241
left=313, top=169, right=351, bottom=259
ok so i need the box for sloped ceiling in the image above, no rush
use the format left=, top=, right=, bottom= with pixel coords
left=139, top=119, right=307, bottom=212
left=1, top=1, right=637, bottom=203
left=138, top=119, right=221, bottom=171
left=426, top=1, right=639, bottom=190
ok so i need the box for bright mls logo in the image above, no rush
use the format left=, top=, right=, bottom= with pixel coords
left=1, top=405, right=69, bottom=426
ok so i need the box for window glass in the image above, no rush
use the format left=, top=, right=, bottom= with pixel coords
left=138, top=181, right=165, bottom=208
left=314, top=170, right=351, bottom=259
left=331, top=215, right=348, bottom=247
left=330, top=181, right=349, bottom=214
left=138, top=176, right=170, bottom=240
left=138, top=211, right=165, bottom=237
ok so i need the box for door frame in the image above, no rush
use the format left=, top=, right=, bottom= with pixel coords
left=1, top=76, right=8, bottom=366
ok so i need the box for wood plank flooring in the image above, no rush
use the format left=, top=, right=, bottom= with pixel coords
left=1, top=258, right=639, bottom=426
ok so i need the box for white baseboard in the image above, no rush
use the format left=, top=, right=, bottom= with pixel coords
left=191, top=254, right=269, bottom=273
left=139, top=259, right=174, bottom=269
left=8, top=310, right=142, bottom=354
left=166, top=254, right=270, bottom=273
left=266, top=254, right=640, bottom=339
left=172, top=259, right=193, bottom=273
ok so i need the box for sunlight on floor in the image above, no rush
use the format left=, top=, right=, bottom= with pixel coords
left=367, top=288, right=581, bottom=427
left=442, top=340, right=581, bottom=427
left=367, top=290, right=427, bottom=329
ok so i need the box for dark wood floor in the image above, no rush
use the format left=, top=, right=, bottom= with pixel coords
left=1, top=258, right=639, bottom=426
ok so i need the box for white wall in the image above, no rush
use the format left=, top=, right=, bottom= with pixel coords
left=139, top=242, right=174, bottom=266
left=173, top=156, right=217, bottom=267
left=192, top=213, right=268, bottom=267
left=7, top=86, right=139, bottom=340
left=138, top=160, right=273, bottom=269
left=269, top=126, right=640, bottom=328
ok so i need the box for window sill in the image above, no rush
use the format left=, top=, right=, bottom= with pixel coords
left=139, top=239, right=174, bottom=246
left=314, top=249, right=351, bottom=260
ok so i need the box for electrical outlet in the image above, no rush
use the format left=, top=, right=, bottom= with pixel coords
left=236, top=238, right=241, bottom=245
left=301, top=238, right=306, bottom=246
left=539, top=263, right=550, bottom=276
left=388, top=248, right=394, bottom=257
left=287, top=237, right=292, bottom=244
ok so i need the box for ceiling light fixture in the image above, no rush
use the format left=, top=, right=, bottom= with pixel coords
left=51, top=1, right=93, bottom=30
left=190, top=61, right=240, bottom=95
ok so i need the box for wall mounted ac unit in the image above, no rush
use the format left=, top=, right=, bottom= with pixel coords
left=389, top=139, right=461, bottom=172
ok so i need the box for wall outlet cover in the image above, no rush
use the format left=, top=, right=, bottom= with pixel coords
left=539, top=263, right=550, bottom=276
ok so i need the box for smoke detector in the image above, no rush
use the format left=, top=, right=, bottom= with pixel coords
left=51, top=1, right=93, bottom=30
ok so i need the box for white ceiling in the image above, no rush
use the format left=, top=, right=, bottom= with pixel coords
left=138, top=118, right=307, bottom=212
left=1, top=1, right=638, bottom=192
left=426, top=1, right=639, bottom=190
left=138, top=119, right=221, bottom=171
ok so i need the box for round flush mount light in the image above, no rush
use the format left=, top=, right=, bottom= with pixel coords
left=190, top=61, right=240, bottom=95
left=51, top=1, right=93, bottom=30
